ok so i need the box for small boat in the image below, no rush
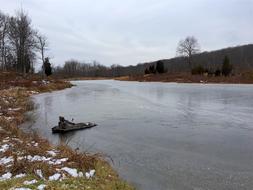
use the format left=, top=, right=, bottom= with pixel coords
left=52, top=117, right=97, bottom=133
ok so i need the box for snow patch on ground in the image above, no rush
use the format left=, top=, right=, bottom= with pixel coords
left=18, top=155, right=69, bottom=165
left=61, top=167, right=78, bottom=177
left=14, top=173, right=26, bottom=178
left=33, top=143, right=38, bottom=147
left=28, top=91, right=39, bottom=94
left=0, top=156, right=14, bottom=165
left=59, top=167, right=95, bottom=179
left=42, top=80, right=50, bottom=85
left=6, top=164, right=12, bottom=168
left=0, top=172, right=12, bottom=181
left=26, top=155, right=51, bottom=162
left=78, top=171, right=84, bottom=177
left=85, top=170, right=95, bottom=179
left=37, top=184, right=46, bottom=190
left=49, top=173, right=61, bottom=181
left=31, top=141, right=38, bottom=147
left=17, top=156, right=24, bottom=161
left=49, top=158, right=68, bottom=165
left=14, top=188, right=32, bottom=190
left=0, top=144, right=10, bottom=152
left=3, top=137, right=10, bottom=140
left=12, top=138, right=23, bottom=143
left=36, top=169, right=44, bottom=179
left=3, top=139, right=9, bottom=143
left=47, top=150, right=57, bottom=157
left=23, top=179, right=37, bottom=185
left=8, top=107, right=21, bottom=111
left=4, top=116, right=13, bottom=121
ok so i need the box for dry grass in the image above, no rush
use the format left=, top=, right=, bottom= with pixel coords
left=45, top=161, right=134, bottom=190
left=56, top=143, right=98, bottom=171
left=0, top=72, right=73, bottom=91
left=65, top=76, right=112, bottom=81
left=116, top=72, right=253, bottom=84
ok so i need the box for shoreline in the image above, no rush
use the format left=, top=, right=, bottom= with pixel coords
left=114, top=73, right=253, bottom=84
left=65, top=77, right=113, bottom=81
left=0, top=73, right=133, bottom=190
left=55, top=73, right=253, bottom=84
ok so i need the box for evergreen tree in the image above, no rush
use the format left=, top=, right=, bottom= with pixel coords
left=156, top=60, right=165, bottom=73
left=144, top=68, right=150, bottom=74
left=191, top=65, right=205, bottom=75
left=149, top=65, right=156, bottom=74
left=215, top=69, right=221, bottom=76
left=44, top=57, right=52, bottom=76
left=222, top=56, right=232, bottom=76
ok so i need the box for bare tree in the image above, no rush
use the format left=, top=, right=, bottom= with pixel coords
left=0, top=11, right=9, bottom=70
left=8, top=10, right=37, bottom=74
left=177, top=36, right=200, bottom=69
left=36, top=33, right=48, bottom=75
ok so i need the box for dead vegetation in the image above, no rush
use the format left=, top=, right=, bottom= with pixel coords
left=116, top=72, right=253, bottom=84
left=0, top=72, right=73, bottom=91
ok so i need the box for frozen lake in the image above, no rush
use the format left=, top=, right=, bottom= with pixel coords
left=26, top=80, right=253, bottom=190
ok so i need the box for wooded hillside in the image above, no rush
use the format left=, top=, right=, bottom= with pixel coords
left=55, top=44, right=253, bottom=77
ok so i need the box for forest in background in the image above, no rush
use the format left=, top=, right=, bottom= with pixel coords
left=54, top=44, right=253, bottom=78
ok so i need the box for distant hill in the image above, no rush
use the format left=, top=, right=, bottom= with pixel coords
left=55, top=44, right=253, bottom=78
left=119, top=44, right=253, bottom=76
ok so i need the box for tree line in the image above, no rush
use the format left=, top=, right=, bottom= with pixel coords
left=53, top=60, right=128, bottom=78
left=144, top=60, right=166, bottom=74
left=191, top=56, right=233, bottom=76
left=144, top=36, right=233, bottom=77
left=54, top=36, right=236, bottom=78
left=0, top=9, right=51, bottom=76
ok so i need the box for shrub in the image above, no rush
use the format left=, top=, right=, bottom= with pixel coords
left=156, top=60, right=165, bottom=73
left=215, top=69, right=221, bottom=76
left=44, top=57, right=52, bottom=76
left=149, top=65, right=156, bottom=74
left=222, top=56, right=232, bottom=76
left=144, top=68, right=150, bottom=74
left=191, top=65, right=205, bottom=75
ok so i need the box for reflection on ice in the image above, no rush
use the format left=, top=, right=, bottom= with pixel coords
left=27, top=81, right=253, bottom=190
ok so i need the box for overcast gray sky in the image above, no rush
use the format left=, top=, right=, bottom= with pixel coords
left=1, top=0, right=253, bottom=67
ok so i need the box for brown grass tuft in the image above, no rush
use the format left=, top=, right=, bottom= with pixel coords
left=56, top=143, right=99, bottom=171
